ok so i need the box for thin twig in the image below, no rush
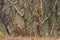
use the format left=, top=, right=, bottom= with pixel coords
left=7, top=0, right=23, bottom=17
left=41, top=14, right=51, bottom=25
left=52, top=0, right=57, bottom=11
left=41, top=0, right=57, bottom=25
left=2, top=1, right=17, bottom=11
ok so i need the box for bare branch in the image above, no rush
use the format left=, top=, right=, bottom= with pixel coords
left=2, top=1, right=18, bottom=11
left=52, top=0, right=57, bottom=11
left=41, top=0, right=58, bottom=25
left=41, top=14, right=51, bottom=25
left=7, top=0, right=23, bottom=17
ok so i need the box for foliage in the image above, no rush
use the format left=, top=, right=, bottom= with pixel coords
left=0, top=0, right=60, bottom=37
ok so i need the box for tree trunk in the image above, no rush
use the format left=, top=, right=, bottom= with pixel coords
left=35, top=0, right=42, bottom=36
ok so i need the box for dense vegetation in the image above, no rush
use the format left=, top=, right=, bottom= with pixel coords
left=0, top=0, right=60, bottom=37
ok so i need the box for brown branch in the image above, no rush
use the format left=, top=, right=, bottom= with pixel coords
left=35, top=0, right=42, bottom=36
left=40, top=0, right=43, bottom=20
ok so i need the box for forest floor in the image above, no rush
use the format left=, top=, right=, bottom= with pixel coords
left=0, top=36, right=60, bottom=40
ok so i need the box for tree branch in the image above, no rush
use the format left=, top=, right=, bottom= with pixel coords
left=2, top=1, right=18, bottom=11
left=7, top=0, right=23, bottom=17
left=41, top=0, right=57, bottom=25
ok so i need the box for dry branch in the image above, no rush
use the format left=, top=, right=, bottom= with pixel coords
left=52, top=0, right=57, bottom=11
left=2, top=1, right=18, bottom=11
left=7, top=0, right=23, bottom=17
left=41, top=0, right=58, bottom=25
left=41, top=14, right=51, bottom=25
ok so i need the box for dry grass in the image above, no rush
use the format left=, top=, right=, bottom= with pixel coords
left=0, top=36, right=60, bottom=40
